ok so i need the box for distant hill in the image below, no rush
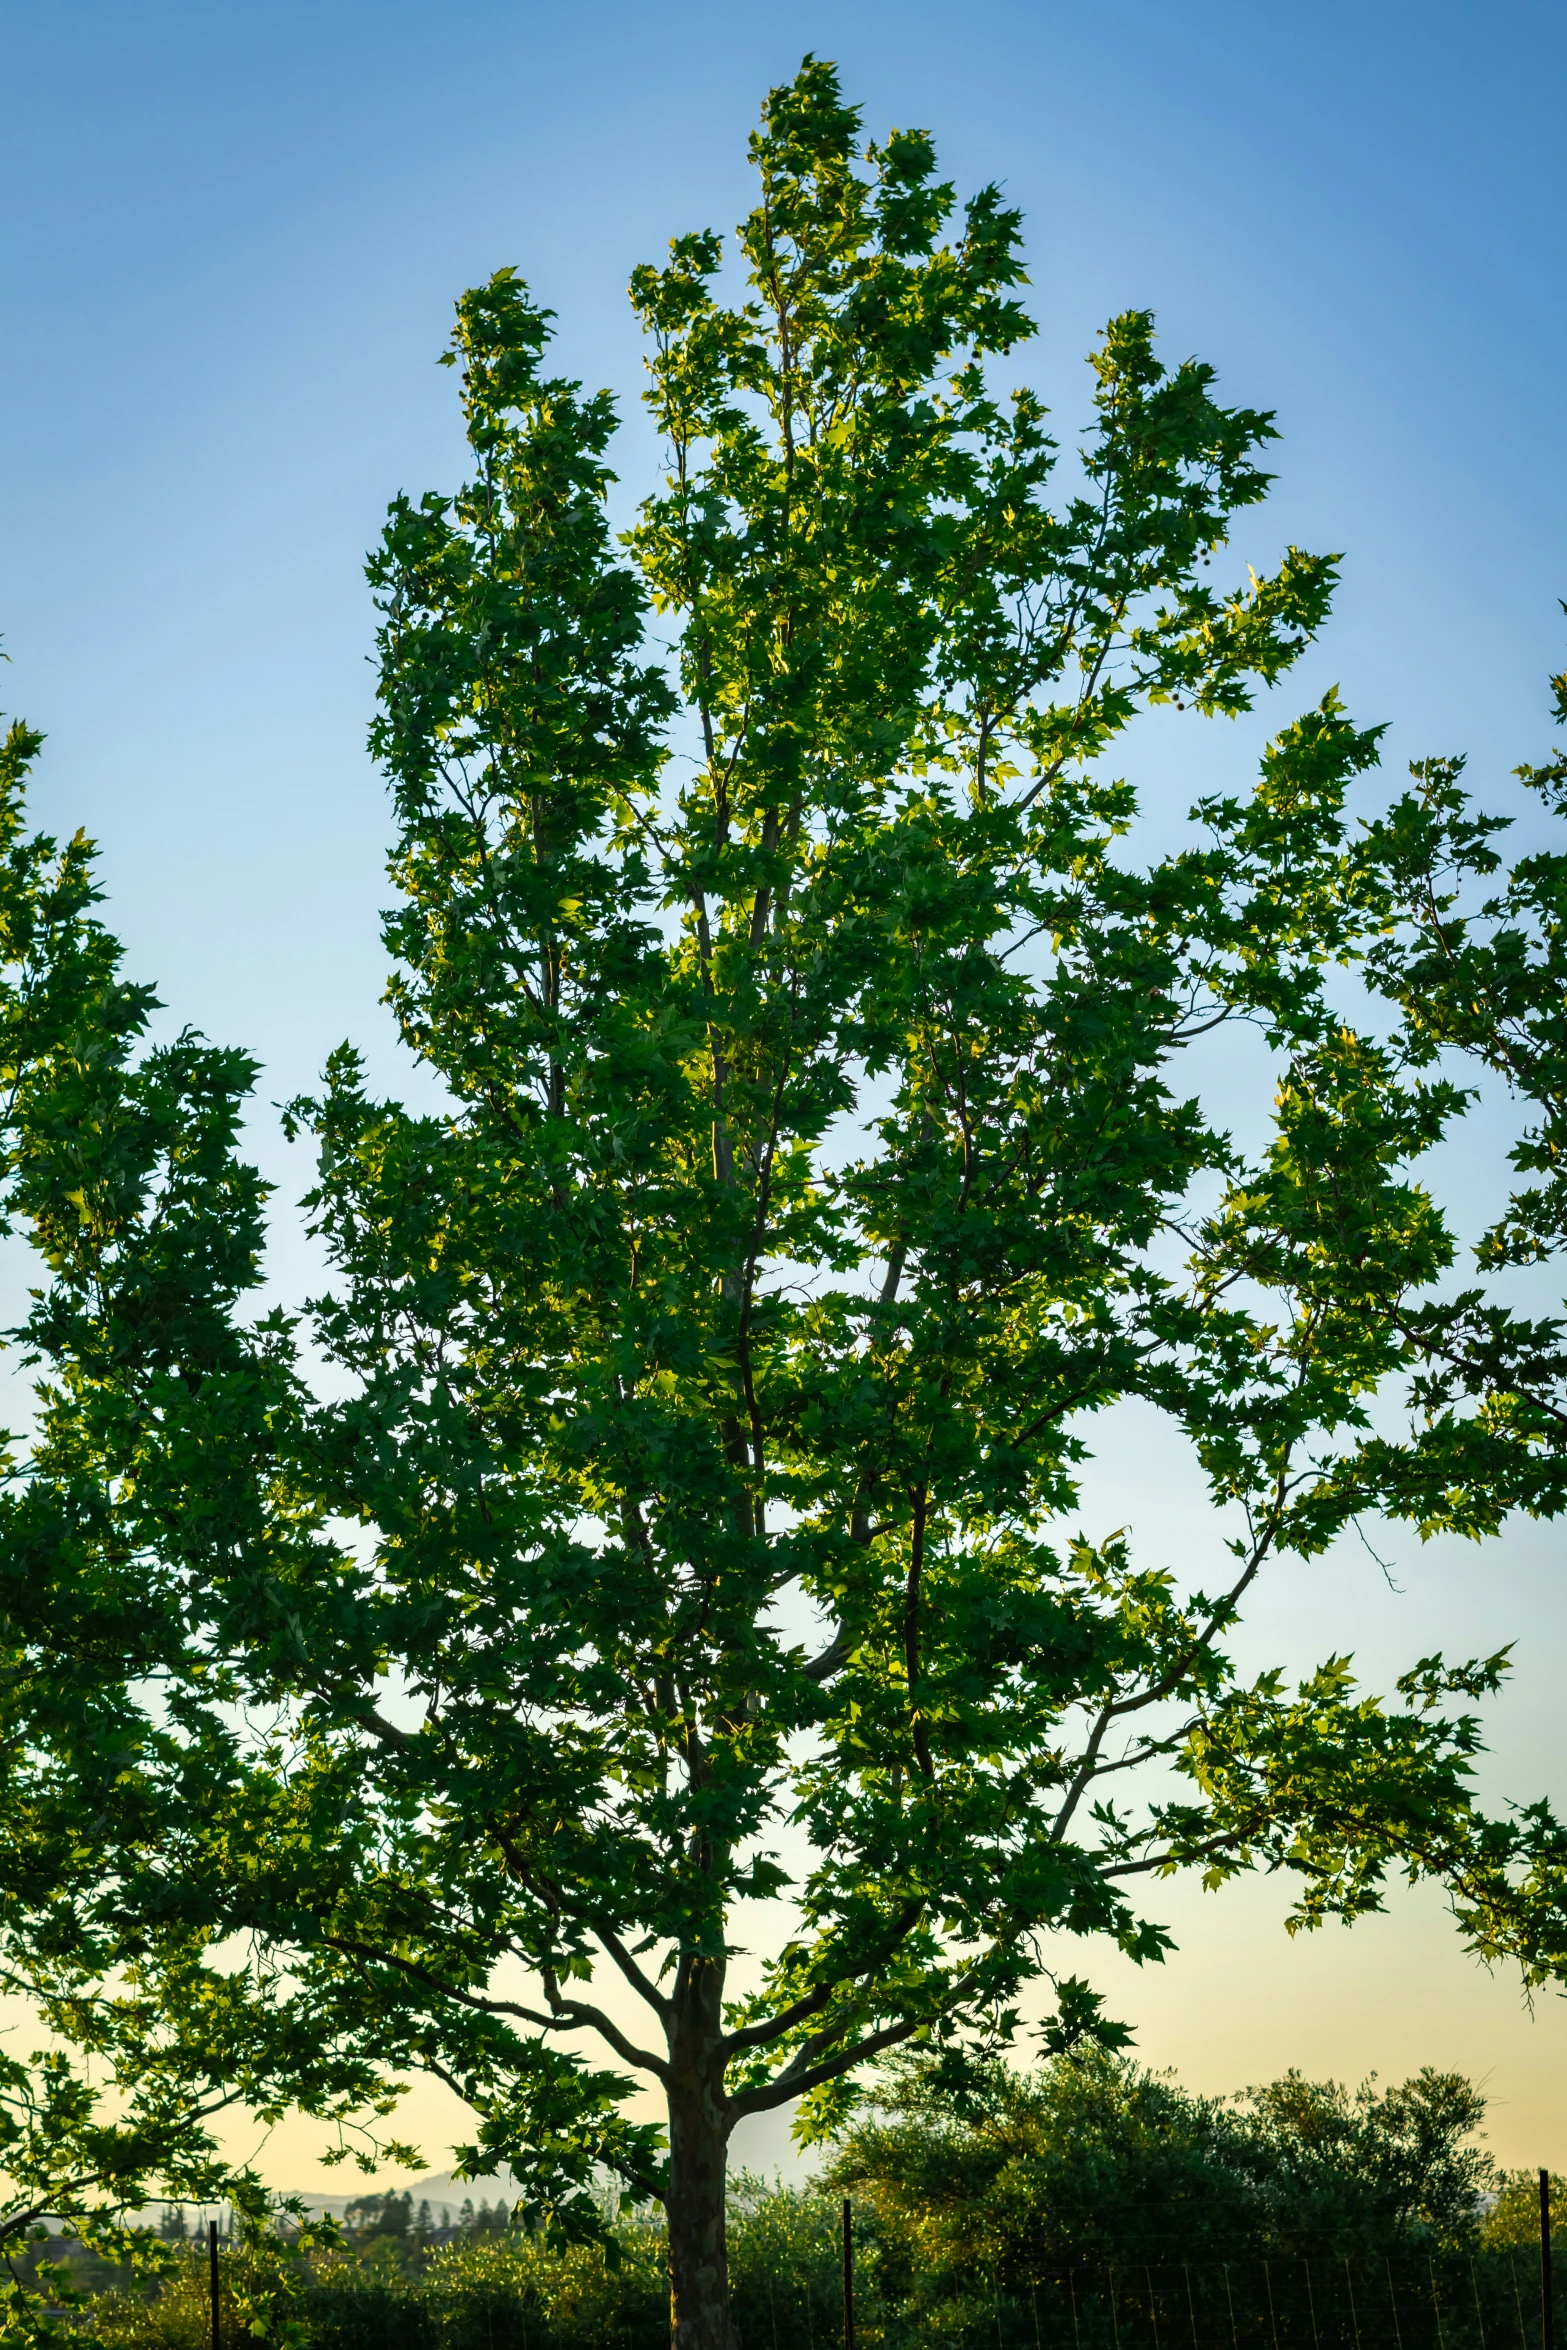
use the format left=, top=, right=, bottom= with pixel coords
left=283, top=2169, right=524, bottom=2220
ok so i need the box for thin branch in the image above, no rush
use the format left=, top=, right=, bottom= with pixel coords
left=905, top=1485, right=933, bottom=1782
left=542, top=1994, right=671, bottom=2086
left=1076, top=1721, right=1200, bottom=1781
left=729, top=2018, right=919, bottom=2117
left=719, top=1900, right=926, bottom=2058
left=1048, top=1510, right=1284, bottom=1849
left=1047, top=1699, right=1116, bottom=1846
left=356, top=1707, right=414, bottom=1752
left=1098, top=1828, right=1250, bottom=1880
left=590, top=1922, right=674, bottom=2026
left=721, top=1981, right=833, bottom=2060
left=324, top=1936, right=670, bottom=2082
left=801, top=1632, right=849, bottom=1684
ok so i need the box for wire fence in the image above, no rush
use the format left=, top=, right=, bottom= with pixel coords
left=737, top=2249, right=1557, bottom=2350
left=115, top=2223, right=1558, bottom=2350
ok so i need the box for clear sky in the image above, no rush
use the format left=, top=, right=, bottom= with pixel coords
left=3, top=0, right=1567, bottom=2186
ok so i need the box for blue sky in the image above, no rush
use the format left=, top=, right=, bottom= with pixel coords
left=4, top=0, right=1563, bottom=1113
left=4, top=0, right=1567, bottom=2179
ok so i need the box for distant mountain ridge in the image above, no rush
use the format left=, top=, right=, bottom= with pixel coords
left=283, top=2169, right=523, bottom=2219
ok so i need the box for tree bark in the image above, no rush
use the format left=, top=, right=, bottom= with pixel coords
left=666, top=1973, right=735, bottom=2350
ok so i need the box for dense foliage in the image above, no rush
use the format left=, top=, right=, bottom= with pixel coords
left=828, top=2050, right=1497, bottom=2280
left=5, top=50, right=1567, bottom=2350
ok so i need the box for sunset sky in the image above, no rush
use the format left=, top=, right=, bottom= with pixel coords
left=3, top=0, right=1565, bottom=2187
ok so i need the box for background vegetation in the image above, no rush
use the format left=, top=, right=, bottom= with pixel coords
left=76, top=2057, right=1562, bottom=2350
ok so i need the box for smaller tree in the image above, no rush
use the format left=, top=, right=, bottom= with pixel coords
left=829, top=2051, right=1496, bottom=2315
left=1483, top=2172, right=1567, bottom=2250
left=1241, top=2067, right=1494, bottom=2252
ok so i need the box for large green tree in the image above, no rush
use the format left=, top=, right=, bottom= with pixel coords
left=9, top=59, right=1567, bottom=2350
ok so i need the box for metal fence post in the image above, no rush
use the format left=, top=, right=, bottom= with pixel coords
left=842, top=2197, right=854, bottom=2350
left=1542, top=2170, right=1554, bottom=2350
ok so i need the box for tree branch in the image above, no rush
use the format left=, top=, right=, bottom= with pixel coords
left=720, top=1981, right=832, bottom=2060
left=325, top=1936, right=671, bottom=2082
left=720, top=1900, right=925, bottom=2057
left=728, top=2018, right=919, bottom=2117
left=801, top=1632, right=849, bottom=1684
left=1098, top=1828, right=1250, bottom=1880
left=590, top=1921, right=674, bottom=2026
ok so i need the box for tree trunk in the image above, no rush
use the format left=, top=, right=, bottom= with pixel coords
left=666, top=2054, right=734, bottom=2350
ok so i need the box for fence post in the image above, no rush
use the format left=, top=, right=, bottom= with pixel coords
left=208, top=2218, right=220, bottom=2350
left=842, top=2197, right=854, bottom=2350
left=1472, top=2254, right=1489, bottom=2350
left=1542, top=2170, right=1554, bottom=2350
